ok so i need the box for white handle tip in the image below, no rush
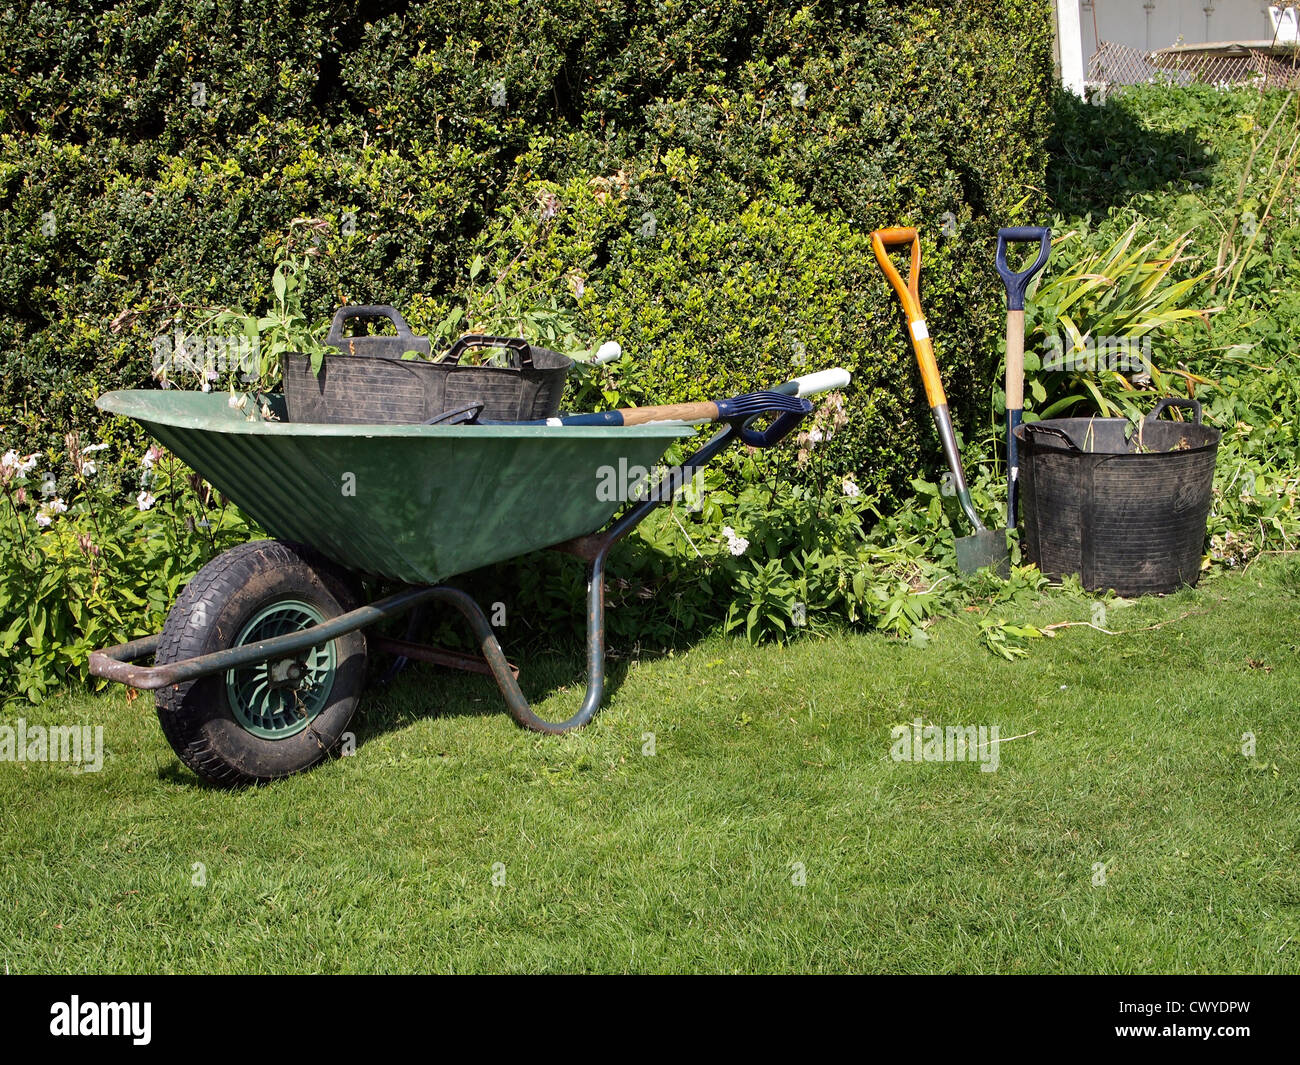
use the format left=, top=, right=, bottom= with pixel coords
left=594, top=341, right=622, bottom=365
left=793, top=368, right=852, bottom=397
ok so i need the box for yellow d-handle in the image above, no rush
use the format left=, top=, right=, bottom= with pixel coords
left=870, top=227, right=948, bottom=409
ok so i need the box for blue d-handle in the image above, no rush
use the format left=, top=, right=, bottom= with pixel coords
left=995, top=227, right=1053, bottom=311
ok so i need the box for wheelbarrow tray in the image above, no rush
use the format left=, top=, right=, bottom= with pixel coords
left=97, top=390, right=692, bottom=585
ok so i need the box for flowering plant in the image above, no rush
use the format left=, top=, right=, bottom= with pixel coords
left=0, top=433, right=251, bottom=703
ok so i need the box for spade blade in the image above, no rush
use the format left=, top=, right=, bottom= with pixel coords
left=955, top=529, right=1010, bottom=576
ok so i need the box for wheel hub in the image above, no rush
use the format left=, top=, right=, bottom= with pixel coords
left=266, top=658, right=309, bottom=689
left=225, top=600, right=338, bottom=739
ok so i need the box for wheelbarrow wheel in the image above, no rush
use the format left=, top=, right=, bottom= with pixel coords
left=154, top=539, right=367, bottom=787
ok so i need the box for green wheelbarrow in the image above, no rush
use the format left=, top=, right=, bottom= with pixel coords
left=89, top=369, right=849, bottom=787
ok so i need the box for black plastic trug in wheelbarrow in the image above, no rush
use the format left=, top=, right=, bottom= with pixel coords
left=1014, top=398, right=1221, bottom=596
left=281, top=305, right=572, bottom=424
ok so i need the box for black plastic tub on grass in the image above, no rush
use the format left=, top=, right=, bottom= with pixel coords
left=1013, top=398, right=1220, bottom=596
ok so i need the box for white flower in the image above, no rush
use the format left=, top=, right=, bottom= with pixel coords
left=842, top=478, right=861, bottom=498
left=80, top=444, right=106, bottom=472
left=137, top=490, right=156, bottom=511
left=0, top=449, right=39, bottom=479
left=721, top=526, right=749, bottom=556
left=228, top=392, right=248, bottom=410
left=36, top=497, right=67, bottom=527
left=39, top=472, right=57, bottom=498
left=141, top=445, right=163, bottom=470
left=808, top=428, right=824, bottom=444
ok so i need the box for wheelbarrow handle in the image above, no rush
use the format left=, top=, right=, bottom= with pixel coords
left=995, top=227, right=1052, bottom=312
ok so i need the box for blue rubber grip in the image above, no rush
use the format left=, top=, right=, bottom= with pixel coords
left=996, top=227, right=1052, bottom=311
left=715, top=392, right=811, bottom=420
left=740, top=409, right=807, bottom=448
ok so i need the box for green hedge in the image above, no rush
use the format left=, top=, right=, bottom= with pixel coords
left=1, top=1, right=1056, bottom=497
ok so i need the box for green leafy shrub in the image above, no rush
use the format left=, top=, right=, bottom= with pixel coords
left=1, top=1, right=1058, bottom=501
left=1025, top=84, right=1300, bottom=570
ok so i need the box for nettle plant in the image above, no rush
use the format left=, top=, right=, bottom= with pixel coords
left=150, top=252, right=332, bottom=402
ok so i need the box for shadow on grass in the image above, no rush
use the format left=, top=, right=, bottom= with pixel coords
left=156, top=760, right=199, bottom=787
left=352, top=649, right=637, bottom=740
left=149, top=549, right=706, bottom=784
left=1046, top=87, right=1215, bottom=217
left=148, top=650, right=637, bottom=786
left=346, top=556, right=704, bottom=743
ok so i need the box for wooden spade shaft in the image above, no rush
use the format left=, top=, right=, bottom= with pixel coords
left=617, top=401, right=719, bottom=425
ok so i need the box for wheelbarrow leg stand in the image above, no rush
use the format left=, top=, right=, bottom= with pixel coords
left=409, top=579, right=608, bottom=735
left=475, top=422, right=742, bottom=733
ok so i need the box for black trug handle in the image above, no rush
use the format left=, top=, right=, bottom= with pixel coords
left=1145, top=396, right=1202, bottom=425
left=442, top=334, right=534, bottom=368
left=1021, top=421, right=1081, bottom=452
left=325, top=305, right=419, bottom=346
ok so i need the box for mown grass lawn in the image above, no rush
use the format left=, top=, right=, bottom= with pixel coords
left=2, top=559, right=1298, bottom=974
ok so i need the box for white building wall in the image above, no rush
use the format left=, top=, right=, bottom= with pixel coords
left=1078, top=1, right=1281, bottom=52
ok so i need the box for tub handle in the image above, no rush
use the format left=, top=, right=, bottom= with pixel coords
left=1145, top=397, right=1202, bottom=425
left=1021, top=422, right=1081, bottom=452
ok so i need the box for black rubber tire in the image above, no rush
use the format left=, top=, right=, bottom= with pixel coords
left=154, top=539, right=367, bottom=787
